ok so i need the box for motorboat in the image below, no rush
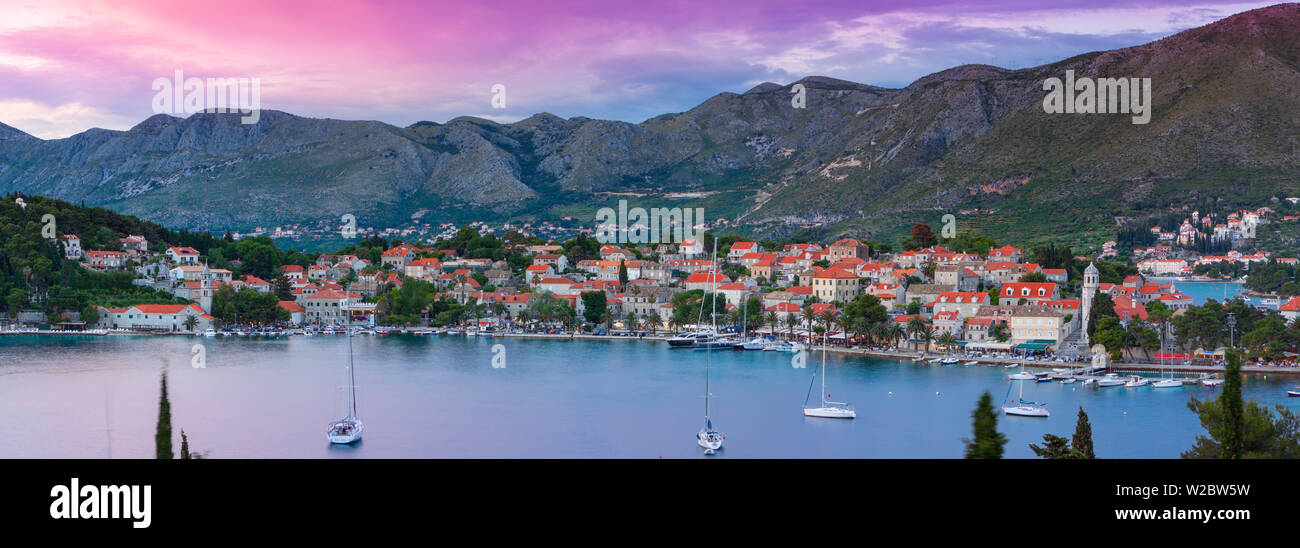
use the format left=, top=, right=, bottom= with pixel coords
left=1059, top=377, right=1077, bottom=384
left=1008, top=371, right=1035, bottom=380
left=940, top=358, right=960, bottom=365
left=1152, top=379, right=1183, bottom=388
left=667, top=331, right=715, bottom=348
left=1124, top=375, right=1151, bottom=388
left=741, top=338, right=769, bottom=351
left=1096, top=373, right=1125, bottom=387
left=964, top=361, right=980, bottom=366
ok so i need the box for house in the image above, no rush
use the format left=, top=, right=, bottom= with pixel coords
left=716, top=281, right=756, bottom=307
left=934, top=264, right=980, bottom=292
left=811, top=268, right=860, bottom=303
left=380, top=246, right=418, bottom=269
left=307, top=265, right=329, bottom=280
left=404, top=258, right=441, bottom=280
left=683, top=271, right=730, bottom=291
left=999, top=282, right=1060, bottom=305
left=282, top=264, right=305, bottom=280
left=679, top=239, right=704, bottom=257
left=61, top=234, right=83, bottom=260
left=727, top=242, right=758, bottom=261
left=96, top=303, right=212, bottom=332
left=243, top=275, right=272, bottom=294
left=987, top=245, right=1021, bottom=262
left=533, top=253, right=569, bottom=272
left=901, top=284, right=954, bottom=311
left=1042, top=268, right=1068, bottom=284
left=930, top=291, right=990, bottom=320
left=827, top=238, right=871, bottom=261
left=166, top=246, right=201, bottom=265
left=525, top=264, right=553, bottom=284
left=119, top=235, right=148, bottom=255
left=1281, top=297, right=1300, bottom=324
left=86, top=250, right=127, bottom=269
left=304, top=290, right=362, bottom=325
left=277, top=301, right=305, bottom=324
left=536, top=277, right=579, bottom=295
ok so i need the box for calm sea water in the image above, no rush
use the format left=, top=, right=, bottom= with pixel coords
left=1, top=334, right=1296, bottom=458
left=1171, top=280, right=1255, bottom=306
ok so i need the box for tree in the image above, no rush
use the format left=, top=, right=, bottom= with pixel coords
left=156, top=370, right=172, bottom=459
left=582, top=290, right=611, bottom=325
left=618, top=260, right=628, bottom=288
left=1073, top=407, right=1095, bottom=459
left=1222, top=349, right=1245, bottom=458
left=964, top=391, right=1006, bottom=459
left=1029, top=434, right=1075, bottom=458
left=906, top=223, right=938, bottom=250
left=1029, top=406, right=1096, bottom=459
left=1184, top=349, right=1257, bottom=459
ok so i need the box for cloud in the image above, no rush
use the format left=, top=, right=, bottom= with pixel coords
left=0, top=0, right=1282, bottom=136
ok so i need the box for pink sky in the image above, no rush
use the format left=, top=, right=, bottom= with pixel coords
left=0, top=0, right=1279, bottom=138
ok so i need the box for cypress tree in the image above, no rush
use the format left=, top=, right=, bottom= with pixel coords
left=180, top=429, right=191, bottom=460
left=1222, top=349, right=1244, bottom=459
left=964, top=390, right=1007, bottom=459
left=1072, top=406, right=1095, bottom=459
left=155, top=371, right=173, bottom=459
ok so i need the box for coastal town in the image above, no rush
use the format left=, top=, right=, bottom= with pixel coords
left=11, top=194, right=1299, bottom=375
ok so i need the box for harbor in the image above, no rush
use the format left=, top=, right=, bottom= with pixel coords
left=2, top=333, right=1297, bottom=458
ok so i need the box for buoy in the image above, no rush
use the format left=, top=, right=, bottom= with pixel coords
left=935, top=391, right=940, bottom=396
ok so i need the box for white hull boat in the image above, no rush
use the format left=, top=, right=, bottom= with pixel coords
left=1124, top=376, right=1151, bottom=388
left=1152, top=379, right=1183, bottom=388
left=1003, top=404, right=1050, bottom=417
left=803, top=331, right=855, bottom=419
left=1003, top=378, right=1049, bottom=417
left=327, top=418, right=363, bottom=444
left=328, top=318, right=364, bottom=445
left=803, top=406, right=857, bottom=419
left=1008, top=372, right=1035, bottom=380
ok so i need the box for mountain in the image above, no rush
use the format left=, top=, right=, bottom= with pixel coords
left=2, top=3, right=1299, bottom=248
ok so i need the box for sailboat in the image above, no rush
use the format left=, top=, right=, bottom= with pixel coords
left=1152, top=325, right=1182, bottom=388
left=1002, top=378, right=1049, bottom=417
left=327, top=312, right=364, bottom=444
left=803, top=330, right=856, bottom=419
left=697, top=352, right=724, bottom=454
left=696, top=239, right=725, bottom=454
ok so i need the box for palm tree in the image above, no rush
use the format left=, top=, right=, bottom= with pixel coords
left=820, top=310, right=839, bottom=346
left=921, top=325, right=934, bottom=354
left=935, top=331, right=955, bottom=355
left=765, top=311, right=778, bottom=336
left=906, top=316, right=926, bottom=352
left=647, top=310, right=661, bottom=335
left=183, top=316, right=198, bottom=333
left=801, top=300, right=818, bottom=344
left=870, top=321, right=888, bottom=347
left=784, top=314, right=799, bottom=340
left=852, top=317, right=872, bottom=346
left=886, top=323, right=905, bottom=348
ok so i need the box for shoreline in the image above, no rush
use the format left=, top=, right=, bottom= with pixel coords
left=7, top=328, right=1300, bottom=376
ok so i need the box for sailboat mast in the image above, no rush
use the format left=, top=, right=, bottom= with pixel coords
left=347, top=300, right=356, bottom=419
left=821, top=330, right=827, bottom=406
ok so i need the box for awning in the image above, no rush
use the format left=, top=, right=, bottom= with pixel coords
left=968, top=341, right=1015, bottom=350
left=1017, top=342, right=1052, bottom=351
